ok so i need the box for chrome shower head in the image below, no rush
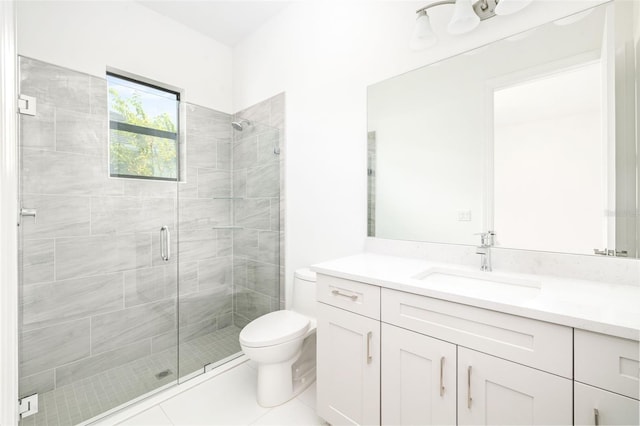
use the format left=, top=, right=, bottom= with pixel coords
left=231, top=119, right=251, bottom=131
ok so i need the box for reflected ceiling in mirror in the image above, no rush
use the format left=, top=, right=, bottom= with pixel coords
left=367, top=1, right=639, bottom=259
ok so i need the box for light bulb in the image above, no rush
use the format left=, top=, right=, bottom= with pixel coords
left=495, top=0, right=533, bottom=16
left=448, top=0, right=480, bottom=35
left=410, top=11, right=437, bottom=51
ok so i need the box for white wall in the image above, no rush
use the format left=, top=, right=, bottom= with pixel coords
left=232, top=0, right=608, bottom=303
left=17, top=1, right=233, bottom=112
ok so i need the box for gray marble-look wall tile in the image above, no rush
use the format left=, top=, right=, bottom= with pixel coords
left=22, top=238, right=54, bottom=286
left=235, top=100, right=270, bottom=126
left=233, top=228, right=259, bottom=260
left=177, top=167, right=199, bottom=199
left=122, top=178, right=178, bottom=198
left=218, top=312, right=232, bottom=329
left=55, top=340, right=151, bottom=387
left=151, top=228, right=178, bottom=267
left=233, top=313, right=251, bottom=329
left=55, top=233, right=151, bottom=280
left=185, top=136, right=217, bottom=169
left=55, top=109, right=106, bottom=156
left=246, top=163, right=279, bottom=198
left=269, top=93, right=285, bottom=130
left=89, top=76, right=107, bottom=117
left=179, top=228, right=217, bottom=262
left=179, top=198, right=230, bottom=230
left=125, top=266, right=175, bottom=308
left=233, top=169, right=246, bottom=199
left=19, top=369, right=55, bottom=398
left=197, top=169, right=231, bottom=199
left=246, top=260, right=279, bottom=299
left=22, top=273, right=123, bottom=331
left=91, top=299, right=175, bottom=354
left=177, top=261, right=198, bottom=296
left=91, top=196, right=176, bottom=235
left=217, top=142, right=231, bottom=170
left=234, top=287, right=272, bottom=322
left=198, top=256, right=232, bottom=291
left=21, top=319, right=90, bottom=377
left=20, top=57, right=92, bottom=114
left=217, top=229, right=232, bottom=257
left=233, top=256, right=247, bottom=287
left=258, top=231, right=280, bottom=265
left=235, top=199, right=270, bottom=230
left=152, top=317, right=217, bottom=354
left=233, top=137, right=257, bottom=169
left=179, top=287, right=231, bottom=327
left=22, top=149, right=107, bottom=196
left=21, top=194, right=91, bottom=240
left=20, top=102, right=55, bottom=150
left=270, top=199, right=280, bottom=231
left=257, top=132, right=280, bottom=164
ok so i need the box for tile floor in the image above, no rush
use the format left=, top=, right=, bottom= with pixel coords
left=21, top=326, right=243, bottom=426
left=116, top=362, right=323, bottom=426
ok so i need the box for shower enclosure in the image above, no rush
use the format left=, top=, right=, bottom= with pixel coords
left=17, top=56, right=282, bottom=426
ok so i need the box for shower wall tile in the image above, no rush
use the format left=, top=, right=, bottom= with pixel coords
left=235, top=100, right=270, bottom=126
left=217, top=229, right=233, bottom=257
left=21, top=194, right=91, bottom=240
left=179, top=198, right=230, bottom=230
left=91, top=299, right=175, bottom=354
left=22, top=273, right=123, bottom=331
left=217, top=142, right=231, bottom=170
left=55, top=340, right=151, bottom=387
left=124, top=266, right=174, bottom=308
left=90, top=196, right=176, bottom=235
left=246, top=260, right=279, bottom=298
left=179, top=229, right=218, bottom=261
left=151, top=228, right=178, bottom=266
left=257, top=132, right=280, bottom=164
left=122, top=179, right=177, bottom=198
left=270, top=93, right=285, bottom=129
left=55, top=109, right=106, bottom=156
left=198, top=256, right=232, bottom=291
left=89, top=76, right=108, bottom=116
left=234, top=287, right=272, bottom=322
left=19, top=57, right=92, bottom=114
left=235, top=199, right=270, bottom=230
left=258, top=231, right=280, bottom=265
left=270, top=199, right=280, bottom=231
left=233, top=137, right=258, bottom=169
left=19, top=370, right=55, bottom=398
left=233, top=169, right=247, bottom=199
left=22, top=149, right=107, bottom=196
left=233, top=257, right=248, bottom=287
left=178, top=261, right=199, bottom=295
left=22, top=238, right=54, bottom=285
left=246, top=163, right=279, bottom=198
left=197, top=169, right=231, bottom=198
left=20, top=102, right=55, bottom=150
left=152, top=318, right=217, bottom=353
left=179, top=287, right=232, bottom=327
left=55, top=233, right=151, bottom=280
left=233, top=228, right=259, bottom=259
left=21, top=319, right=90, bottom=377
left=178, top=167, right=199, bottom=198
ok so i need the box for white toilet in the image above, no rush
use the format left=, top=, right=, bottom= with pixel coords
left=239, top=268, right=317, bottom=407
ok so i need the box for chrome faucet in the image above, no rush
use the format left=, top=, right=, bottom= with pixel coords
left=475, top=231, right=495, bottom=272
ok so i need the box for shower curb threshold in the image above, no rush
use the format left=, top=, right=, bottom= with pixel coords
left=84, top=355, right=249, bottom=426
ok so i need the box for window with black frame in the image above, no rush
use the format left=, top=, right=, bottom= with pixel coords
left=107, top=73, right=179, bottom=181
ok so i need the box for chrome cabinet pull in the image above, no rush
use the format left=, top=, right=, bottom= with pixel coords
left=594, top=408, right=599, bottom=426
left=440, top=356, right=445, bottom=397
left=467, top=365, right=472, bottom=409
left=332, top=289, right=358, bottom=301
left=160, top=226, right=170, bottom=261
left=366, top=331, right=373, bottom=364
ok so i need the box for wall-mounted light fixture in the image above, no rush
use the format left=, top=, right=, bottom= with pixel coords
left=410, top=0, right=534, bottom=50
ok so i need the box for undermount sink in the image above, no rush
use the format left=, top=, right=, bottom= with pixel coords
left=412, top=267, right=541, bottom=296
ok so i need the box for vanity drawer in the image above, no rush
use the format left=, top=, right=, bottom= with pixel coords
left=575, top=329, right=640, bottom=399
left=317, top=274, right=380, bottom=320
left=381, top=288, right=572, bottom=378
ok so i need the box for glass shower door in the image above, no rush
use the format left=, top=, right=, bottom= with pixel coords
left=17, top=56, right=179, bottom=426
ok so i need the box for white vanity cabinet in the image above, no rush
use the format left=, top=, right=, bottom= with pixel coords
left=574, top=330, right=640, bottom=425
left=316, top=275, right=381, bottom=426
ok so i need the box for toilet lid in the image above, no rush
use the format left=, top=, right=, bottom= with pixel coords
left=239, top=310, right=310, bottom=348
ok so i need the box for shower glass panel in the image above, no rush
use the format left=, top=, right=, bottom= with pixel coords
left=18, top=56, right=180, bottom=425
left=176, top=107, right=282, bottom=380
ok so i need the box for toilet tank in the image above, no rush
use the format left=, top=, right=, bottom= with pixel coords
left=292, top=268, right=317, bottom=318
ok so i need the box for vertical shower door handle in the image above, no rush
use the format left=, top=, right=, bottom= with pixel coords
left=160, top=226, right=170, bottom=261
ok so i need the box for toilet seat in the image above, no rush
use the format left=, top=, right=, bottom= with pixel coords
left=239, top=310, right=310, bottom=348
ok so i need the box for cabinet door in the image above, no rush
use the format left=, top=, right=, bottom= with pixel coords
left=575, top=382, right=640, bottom=425
left=381, top=323, right=456, bottom=425
left=458, top=348, right=572, bottom=425
left=317, top=302, right=380, bottom=426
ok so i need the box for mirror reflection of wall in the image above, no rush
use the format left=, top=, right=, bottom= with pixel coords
left=367, top=0, right=639, bottom=259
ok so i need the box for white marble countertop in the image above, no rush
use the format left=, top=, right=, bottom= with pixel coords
left=311, top=253, right=640, bottom=341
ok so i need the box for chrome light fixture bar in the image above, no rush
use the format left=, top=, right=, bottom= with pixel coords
left=410, top=0, right=534, bottom=51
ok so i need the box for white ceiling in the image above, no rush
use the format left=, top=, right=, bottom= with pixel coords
left=138, top=1, right=293, bottom=47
